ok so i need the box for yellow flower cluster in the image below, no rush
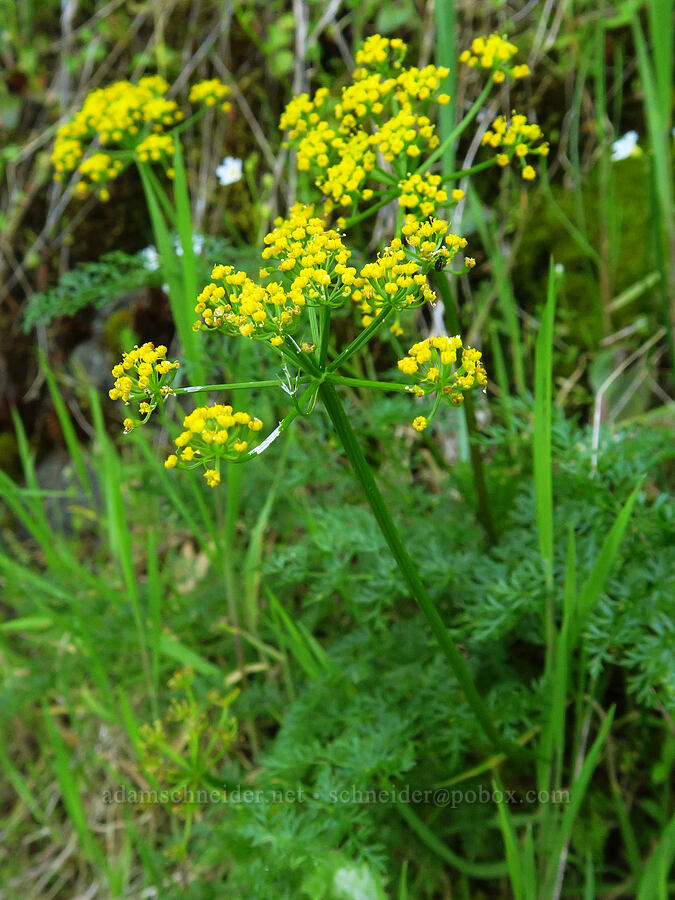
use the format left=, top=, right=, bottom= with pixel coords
left=400, top=215, right=474, bottom=271
left=109, top=342, right=180, bottom=431
left=279, top=89, right=330, bottom=140
left=398, top=172, right=448, bottom=217
left=138, top=666, right=239, bottom=817
left=188, top=78, right=232, bottom=111
left=52, top=75, right=230, bottom=197
left=352, top=239, right=435, bottom=326
left=318, top=136, right=377, bottom=210
left=296, top=120, right=338, bottom=171
left=279, top=36, right=453, bottom=218
left=74, top=153, right=124, bottom=199
left=459, top=35, right=530, bottom=83
left=196, top=205, right=355, bottom=343
left=335, top=66, right=450, bottom=130
left=483, top=113, right=548, bottom=179
left=336, top=74, right=395, bottom=123
left=194, top=270, right=297, bottom=343
left=51, top=77, right=181, bottom=191
left=164, top=404, right=263, bottom=486
left=372, top=108, right=439, bottom=162
left=261, top=204, right=354, bottom=305
left=354, top=35, right=406, bottom=71
left=136, top=133, right=175, bottom=163
left=394, top=66, right=451, bottom=106
left=397, top=336, right=487, bottom=427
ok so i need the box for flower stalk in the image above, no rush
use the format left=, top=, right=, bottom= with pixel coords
left=434, top=273, right=496, bottom=544
left=318, top=381, right=506, bottom=753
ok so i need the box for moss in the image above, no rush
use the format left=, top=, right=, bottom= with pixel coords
left=102, top=308, right=136, bottom=356
left=515, top=156, right=655, bottom=349
left=0, top=431, right=20, bottom=479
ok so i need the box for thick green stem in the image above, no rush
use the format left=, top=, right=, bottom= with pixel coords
left=435, top=0, right=458, bottom=175
left=319, top=382, right=506, bottom=753
left=318, top=307, right=331, bottom=368
left=434, top=274, right=496, bottom=544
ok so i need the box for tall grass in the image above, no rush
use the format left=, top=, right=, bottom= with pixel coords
left=0, top=3, right=673, bottom=897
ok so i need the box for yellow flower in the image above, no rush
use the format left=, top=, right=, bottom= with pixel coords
left=135, top=133, right=175, bottom=163
left=396, top=336, right=487, bottom=425
left=109, top=342, right=180, bottom=429
left=460, top=34, right=525, bottom=80
left=398, top=173, right=448, bottom=220
left=204, top=469, right=221, bottom=488
left=168, top=404, right=265, bottom=477
left=51, top=74, right=229, bottom=190
left=189, top=79, right=231, bottom=111
left=483, top=113, right=547, bottom=178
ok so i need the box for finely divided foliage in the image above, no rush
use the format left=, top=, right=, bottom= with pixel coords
left=2, top=11, right=672, bottom=899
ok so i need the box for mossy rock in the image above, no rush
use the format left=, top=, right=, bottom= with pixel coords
left=516, top=155, right=657, bottom=350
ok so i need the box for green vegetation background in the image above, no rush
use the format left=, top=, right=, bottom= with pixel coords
left=0, top=1, right=673, bottom=898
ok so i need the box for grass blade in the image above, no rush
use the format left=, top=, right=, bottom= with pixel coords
left=571, top=480, right=642, bottom=647
left=39, top=349, right=92, bottom=495
left=159, top=634, right=221, bottom=678
left=637, top=812, right=675, bottom=900
left=534, top=258, right=557, bottom=588
left=44, top=706, right=106, bottom=870
left=493, top=775, right=523, bottom=899
left=542, top=706, right=615, bottom=897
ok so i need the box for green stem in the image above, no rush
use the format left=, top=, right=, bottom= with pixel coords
left=435, top=0, right=458, bottom=175
left=319, top=382, right=505, bottom=752
left=342, top=191, right=397, bottom=229
left=371, top=166, right=398, bottom=185
left=174, top=377, right=312, bottom=395
left=280, top=338, right=323, bottom=379
left=318, top=306, right=331, bottom=368
left=138, top=161, right=176, bottom=224
left=171, top=108, right=206, bottom=139
left=434, top=274, right=496, bottom=544
left=441, top=158, right=498, bottom=183
left=396, top=802, right=507, bottom=879
left=418, top=77, right=495, bottom=175
left=234, top=386, right=316, bottom=465
left=327, top=308, right=391, bottom=373
left=327, top=374, right=413, bottom=392
left=137, top=163, right=204, bottom=386
left=463, top=393, right=497, bottom=544
left=308, top=306, right=321, bottom=352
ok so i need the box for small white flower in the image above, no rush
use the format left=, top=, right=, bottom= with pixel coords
left=192, top=233, right=204, bottom=256
left=140, top=245, right=160, bottom=271
left=174, top=233, right=204, bottom=257
left=216, top=156, right=243, bottom=186
left=611, top=131, right=639, bottom=162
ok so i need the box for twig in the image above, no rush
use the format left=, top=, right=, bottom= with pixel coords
left=591, top=329, right=665, bottom=471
